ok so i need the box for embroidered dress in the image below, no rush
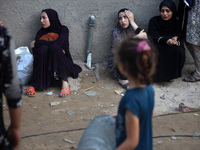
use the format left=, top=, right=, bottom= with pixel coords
left=107, top=24, right=141, bottom=80
left=186, top=0, right=200, bottom=46
left=186, top=0, right=200, bottom=76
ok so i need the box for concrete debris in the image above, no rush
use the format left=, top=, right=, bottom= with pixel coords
left=63, top=139, right=75, bottom=144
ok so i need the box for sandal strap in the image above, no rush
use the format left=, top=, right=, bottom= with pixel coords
left=60, top=88, right=70, bottom=95
left=183, top=75, right=200, bottom=82
left=26, top=87, right=35, bottom=94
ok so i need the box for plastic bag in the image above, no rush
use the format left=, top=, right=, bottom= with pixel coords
left=15, top=46, right=33, bottom=85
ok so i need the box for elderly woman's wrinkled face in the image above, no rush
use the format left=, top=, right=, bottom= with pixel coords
left=160, top=6, right=173, bottom=21
left=119, top=12, right=130, bottom=29
left=40, top=12, right=50, bottom=28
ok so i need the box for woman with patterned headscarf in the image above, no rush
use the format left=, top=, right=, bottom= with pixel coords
left=107, top=8, right=147, bottom=90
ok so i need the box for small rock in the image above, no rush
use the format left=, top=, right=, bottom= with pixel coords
left=171, top=136, right=177, bottom=140
left=157, top=141, right=163, bottom=144
left=46, top=91, right=54, bottom=95
left=160, top=94, right=165, bottom=100
left=114, top=90, right=123, bottom=95
left=195, top=132, right=200, bottom=136
left=67, top=110, right=75, bottom=115
left=63, top=139, right=75, bottom=144
left=50, top=102, right=61, bottom=106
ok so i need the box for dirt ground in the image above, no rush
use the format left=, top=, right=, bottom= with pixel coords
left=3, top=61, right=200, bottom=150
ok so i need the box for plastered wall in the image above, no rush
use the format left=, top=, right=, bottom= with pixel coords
left=1, top=0, right=189, bottom=64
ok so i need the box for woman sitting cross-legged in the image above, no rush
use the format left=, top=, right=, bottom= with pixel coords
left=27, top=8, right=82, bottom=97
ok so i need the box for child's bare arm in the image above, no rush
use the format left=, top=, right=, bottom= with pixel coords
left=116, top=109, right=139, bottom=150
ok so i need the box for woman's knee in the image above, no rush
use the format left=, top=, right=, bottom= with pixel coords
left=36, top=45, right=49, bottom=56
left=49, top=44, right=62, bottom=54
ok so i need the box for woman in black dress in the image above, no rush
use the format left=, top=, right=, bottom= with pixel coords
left=27, top=9, right=82, bottom=97
left=148, top=0, right=185, bottom=82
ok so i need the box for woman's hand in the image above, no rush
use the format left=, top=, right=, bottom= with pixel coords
left=125, top=10, right=139, bottom=30
left=125, top=10, right=135, bottom=24
left=134, top=30, right=148, bottom=39
left=166, top=36, right=179, bottom=46
left=0, top=21, right=3, bottom=27
left=30, top=40, right=35, bottom=49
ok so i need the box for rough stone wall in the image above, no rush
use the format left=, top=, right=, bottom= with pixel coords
left=1, top=0, right=190, bottom=63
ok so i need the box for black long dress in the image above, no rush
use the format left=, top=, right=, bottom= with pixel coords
left=30, top=9, right=82, bottom=89
left=148, top=16, right=185, bottom=82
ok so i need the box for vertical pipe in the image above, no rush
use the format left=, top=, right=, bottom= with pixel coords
left=86, top=15, right=95, bottom=54
left=86, top=15, right=95, bottom=69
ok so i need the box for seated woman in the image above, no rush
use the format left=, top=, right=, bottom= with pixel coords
left=27, top=9, right=82, bottom=97
left=107, top=8, right=147, bottom=89
left=148, top=0, right=185, bottom=82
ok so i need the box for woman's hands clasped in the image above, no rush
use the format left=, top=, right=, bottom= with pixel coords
left=166, top=36, right=179, bottom=46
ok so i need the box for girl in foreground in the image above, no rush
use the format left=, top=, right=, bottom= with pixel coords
left=115, top=38, right=157, bottom=150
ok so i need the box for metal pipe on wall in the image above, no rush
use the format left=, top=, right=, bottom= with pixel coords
left=85, top=15, right=95, bottom=69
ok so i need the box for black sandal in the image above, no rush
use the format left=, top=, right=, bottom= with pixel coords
left=119, top=83, right=129, bottom=90
left=182, top=75, right=200, bottom=82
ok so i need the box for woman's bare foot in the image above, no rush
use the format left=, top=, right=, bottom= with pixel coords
left=60, top=80, right=70, bottom=97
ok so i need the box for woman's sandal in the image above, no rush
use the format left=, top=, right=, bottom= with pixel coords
left=119, top=83, right=129, bottom=90
left=60, top=87, right=70, bottom=97
left=26, top=87, right=36, bottom=97
left=182, top=75, right=200, bottom=82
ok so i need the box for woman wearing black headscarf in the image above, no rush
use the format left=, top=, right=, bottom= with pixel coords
left=27, top=9, right=82, bottom=97
left=148, top=0, right=185, bottom=82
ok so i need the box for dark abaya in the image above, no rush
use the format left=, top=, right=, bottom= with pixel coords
left=148, top=0, right=185, bottom=82
left=30, top=9, right=82, bottom=89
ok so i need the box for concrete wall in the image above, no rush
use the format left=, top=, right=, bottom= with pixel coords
left=1, top=0, right=186, bottom=63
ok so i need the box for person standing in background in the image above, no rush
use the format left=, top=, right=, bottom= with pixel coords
left=0, top=21, right=22, bottom=150
left=182, top=0, right=200, bottom=82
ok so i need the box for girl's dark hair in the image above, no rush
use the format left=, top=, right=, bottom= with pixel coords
left=115, top=38, right=157, bottom=85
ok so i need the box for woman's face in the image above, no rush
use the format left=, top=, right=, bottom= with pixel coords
left=40, top=12, right=50, bottom=28
left=160, top=6, right=173, bottom=21
left=118, top=12, right=130, bottom=29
